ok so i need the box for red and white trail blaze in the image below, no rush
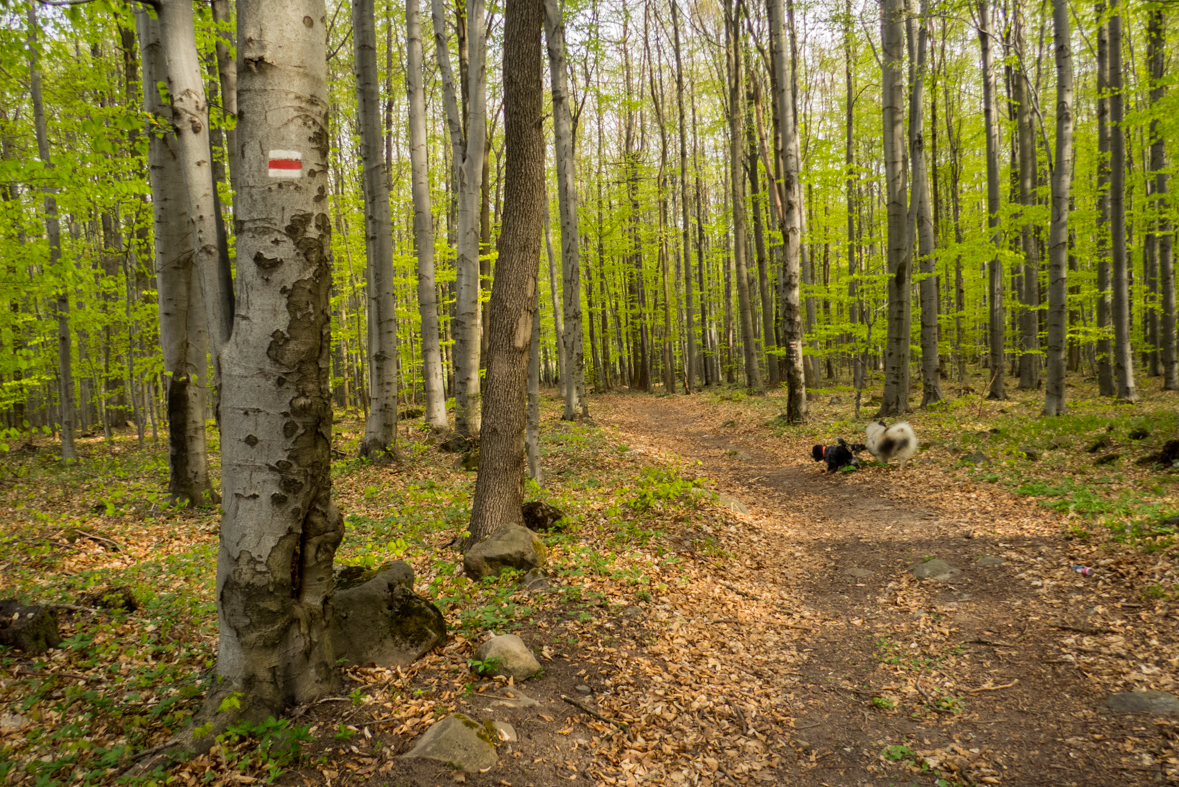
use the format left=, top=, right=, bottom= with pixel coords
left=267, top=150, right=303, bottom=179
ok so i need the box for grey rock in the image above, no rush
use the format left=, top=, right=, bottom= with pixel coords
left=463, top=524, right=547, bottom=580
left=844, top=568, right=874, bottom=578
left=334, top=560, right=413, bottom=591
left=623, top=606, right=643, bottom=617
left=521, top=568, right=551, bottom=592
left=717, top=496, right=749, bottom=515
left=735, top=453, right=754, bottom=461
left=910, top=559, right=959, bottom=582
left=1095, top=452, right=1121, bottom=466
left=961, top=451, right=989, bottom=465
left=829, top=396, right=844, bottom=405
left=976, top=556, right=1005, bottom=568
left=488, top=690, right=539, bottom=709
left=473, top=634, right=542, bottom=681
left=1087, top=436, right=1112, bottom=453
left=490, top=721, right=517, bottom=743
left=575, top=684, right=592, bottom=694
left=401, top=714, right=498, bottom=772
left=521, top=501, right=568, bottom=532
left=1019, top=447, right=1040, bottom=462
left=332, top=566, right=446, bottom=668
left=1106, top=691, right=1179, bottom=715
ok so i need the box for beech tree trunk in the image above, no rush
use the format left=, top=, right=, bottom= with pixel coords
left=28, top=5, right=76, bottom=463
left=672, top=0, right=694, bottom=392
left=202, top=0, right=343, bottom=730
left=210, top=0, right=240, bottom=205
left=407, top=0, right=449, bottom=432
left=544, top=0, right=588, bottom=417
left=1014, top=6, right=1040, bottom=391
left=354, top=0, right=400, bottom=459
left=432, top=0, right=486, bottom=439
left=139, top=8, right=214, bottom=504
left=466, top=0, right=544, bottom=547
left=769, top=0, right=806, bottom=421
left=1149, top=8, right=1178, bottom=391
left=1108, top=0, right=1138, bottom=402
left=879, top=0, right=911, bottom=415
left=158, top=0, right=232, bottom=388
left=1095, top=3, right=1115, bottom=396
left=909, top=0, right=941, bottom=407
left=979, top=0, right=1005, bottom=400
left=1042, top=0, right=1073, bottom=416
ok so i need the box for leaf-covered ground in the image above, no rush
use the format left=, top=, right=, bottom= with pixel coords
left=2, top=374, right=1179, bottom=786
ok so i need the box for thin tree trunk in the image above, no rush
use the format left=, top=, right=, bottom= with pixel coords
left=210, top=0, right=239, bottom=208
left=354, top=0, right=400, bottom=459
left=1108, top=0, right=1138, bottom=402
left=1149, top=8, right=1178, bottom=390
left=467, top=0, right=544, bottom=547
left=1042, top=0, right=1074, bottom=415
left=526, top=289, right=541, bottom=484
left=544, top=195, right=565, bottom=388
left=1096, top=3, right=1116, bottom=396
left=747, top=77, right=778, bottom=387
left=672, top=0, right=694, bottom=392
left=407, top=0, right=448, bottom=432
left=910, top=0, right=941, bottom=407
left=879, top=0, right=911, bottom=415
left=1012, top=6, right=1040, bottom=390
left=544, top=0, right=588, bottom=417
left=979, top=0, right=1005, bottom=399
left=28, top=5, right=76, bottom=463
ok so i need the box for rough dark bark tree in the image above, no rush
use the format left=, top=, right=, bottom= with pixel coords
left=1108, top=0, right=1138, bottom=402
left=979, top=0, right=1005, bottom=400
left=672, top=0, right=695, bottom=392
left=466, top=0, right=544, bottom=548
left=1149, top=7, right=1177, bottom=391
left=1095, top=2, right=1116, bottom=396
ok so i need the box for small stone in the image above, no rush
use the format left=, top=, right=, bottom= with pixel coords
left=401, top=714, right=498, bottom=772
left=844, top=568, right=874, bottom=578
left=1094, top=453, right=1120, bottom=466
left=490, top=721, right=517, bottom=743
left=717, top=496, right=749, bottom=515
left=1107, top=691, right=1179, bottom=715
left=1018, top=447, right=1039, bottom=461
left=575, top=684, right=592, bottom=694
left=79, top=585, right=138, bottom=612
left=489, top=690, right=539, bottom=709
left=521, top=501, right=568, bottom=532
left=1129, top=427, right=1150, bottom=440
left=960, top=451, right=989, bottom=465
left=463, top=524, right=547, bottom=580
left=473, top=634, right=542, bottom=681
left=829, top=396, right=844, bottom=405
left=521, top=568, right=551, bottom=592
left=1087, top=436, right=1112, bottom=453
left=975, top=556, right=1005, bottom=568
left=910, top=558, right=958, bottom=582
left=623, top=606, right=643, bottom=617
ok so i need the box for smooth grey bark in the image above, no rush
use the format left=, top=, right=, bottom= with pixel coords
left=354, top=0, right=400, bottom=459
left=467, top=0, right=544, bottom=547
left=407, top=0, right=449, bottom=432
left=432, top=0, right=486, bottom=439
left=747, top=77, right=778, bottom=387
left=879, top=0, right=911, bottom=415
left=979, top=0, right=1005, bottom=399
left=845, top=0, right=861, bottom=390
left=158, top=0, right=232, bottom=388
left=1149, top=8, right=1178, bottom=390
left=726, top=0, right=762, bottom=394
left=768, top=0, right=806, bottom=421
left=1014, top=6, right=1040, bottom=390
left=139, top=8, right=214, bottom=504
left=543, top=0, right=588, bottom=417
left=1095, top=3, right=1115, bottom=396
left=526, top=295, right=541, bottom=484
left=1108, top=1, right=1137, bottom=402
left=543, top=195, right=565, bottom=391
left=1043, top=0, right=1073, bottom=416
left=28, top=5, right=76, bottom=463
left=202, top=0, right=343, bottom=731
left=672, top=0, right=695, bottom=392
left=909, top=0, right=941, bottom=407
left=210, top=0, right=240, bottom=206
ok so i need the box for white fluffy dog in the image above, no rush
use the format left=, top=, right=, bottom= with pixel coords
left=865, top=420, right=918, bottom=467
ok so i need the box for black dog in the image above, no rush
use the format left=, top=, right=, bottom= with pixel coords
left=811, top=438, right=865, bottom=472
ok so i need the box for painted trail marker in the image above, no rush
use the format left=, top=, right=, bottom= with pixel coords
left=268, top=150, right=303, bottom=179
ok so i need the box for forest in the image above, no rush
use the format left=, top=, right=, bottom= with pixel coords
left=2, top=0, right=1179, bottom=783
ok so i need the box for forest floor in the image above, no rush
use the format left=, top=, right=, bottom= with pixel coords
left=3, top=376, right=1179, bottom=786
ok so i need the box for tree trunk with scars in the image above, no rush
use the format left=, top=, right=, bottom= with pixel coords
left=672, top=0, right=694, bottom=392
left=201, top=0, right=343, bottom=732
left=466, top=0, right=544, bottom=548
left=407, top=0, right=449, bottom=432
left=879, top=0, right=911, bottom=415
left=432, top=0, right=486, bottom=440
left=354, top=0, right=400, bottom=460
left=159, top=0, right=232, bottom=391
left=909, top=0, right=941, bottom=407
left=979, top=0, right=1005, bottom=400
left=1149, top=8, right=1177, bottom=391
left=1042, top=0, right=1073, bottom=416
left=1107, top=0, right=1137, bottom=403
left=28, top=5, right=76, bottom=463
left=139, top=8, right=214, bottom=504
left=544, top=0, right=588, bottom=418
left=768, top=0, right=805, bottom=421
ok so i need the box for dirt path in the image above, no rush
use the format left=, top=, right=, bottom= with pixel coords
left=596, top=393, right=1178, bottom=786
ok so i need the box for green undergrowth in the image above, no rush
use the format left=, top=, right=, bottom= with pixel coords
left=0, top=393, right=722, bottom=785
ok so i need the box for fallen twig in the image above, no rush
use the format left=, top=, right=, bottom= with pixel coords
left=915, top=676, right=957, bottom=715
left=1050, top=620, right=1111, bottom=635
left=561, top=695, right=631, bottom=741
left=968, top=638, right=1015, bottom=648
left=968, top=679, right=1018, bottom=694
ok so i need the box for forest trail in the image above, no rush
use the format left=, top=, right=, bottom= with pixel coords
left=596, top=392, right=1175, bottom=786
